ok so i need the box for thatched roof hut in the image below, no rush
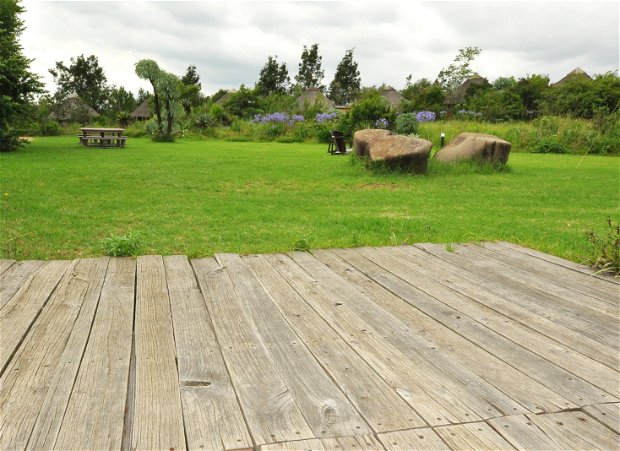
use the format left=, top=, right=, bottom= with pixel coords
left=379, top=86, right=405, bottom=107
left=297, top=88, right=335, bottom=110
left=215, top=89, right=237, bottom=106
left=445, top=74, right=490, bottom=106
left=50, top=93, right=99, bottom=124
left=130, top=99, right=151, bottom=120
left=552, top=67, right=592, bottom=86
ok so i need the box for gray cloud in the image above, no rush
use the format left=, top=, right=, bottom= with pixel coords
left=21, top=0, right=619, bottom=97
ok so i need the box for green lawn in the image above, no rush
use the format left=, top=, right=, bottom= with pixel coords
left=1, top=136, right=618, bottom=262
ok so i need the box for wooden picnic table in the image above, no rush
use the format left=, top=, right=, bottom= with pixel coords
left=78, top=127, right=127, bottom=148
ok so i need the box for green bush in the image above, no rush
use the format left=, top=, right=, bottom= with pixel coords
left=584, top=218, right=619, bottom=275
left=349, top=91, right=396, bottom=131
left=39, top=120, right=60, bottom=136
left=100, top=232, right=141, bottom=257
left=531, top=137, right=568, bottom=154
left=125, top=121, right=147, bottom=137
left=395, top=113, right=420, bottom=135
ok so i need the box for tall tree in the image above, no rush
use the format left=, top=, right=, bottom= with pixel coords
left=328, top=48, right=361, bottom=105
left=181, top=64, right=201, bottom=88
left=255, top=55, right=290, bottom=96
left=436, top=46, right=482, bottom=94
left=106, top=86, right=136, bottom=115
left=295, top=43, right=325, bottom=90
left=180, top=64, right=202, bottom=115
left=135, top=59, right=180, bottom=140
left=0, top=0, right=44, bottom=151
left=49, top=54, right=109, bottom=111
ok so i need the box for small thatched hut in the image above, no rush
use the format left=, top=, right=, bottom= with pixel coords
left=445, top=74, right=490, bottom=106
left=130, top=99, right=151, bottom=120
left=50, top=93, right=99, bottom=124
left=552, top=67, right=592, bottom=86
left=215, top=89, right=237, bottom=106
left=297, top=87, right=335, bottom=111
left=379, top=86, right=405, bottom=108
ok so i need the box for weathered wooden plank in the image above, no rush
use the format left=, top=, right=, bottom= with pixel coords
left=0, top=258, right=107, bottom=450
left=0, top=260, right=72, bottom=373
left=420, top=243, right=618, bottom=341
left=435, top=422, right=514, bottom=450
left=378, top=428, right=449, bottom=450
left=459, top=243, right=618, bottom=318
left=0, top=258, right=15, bottom=274
left=260, top=434, right=384, bottom=451
left=42, top=258, right=133, bottom=450
left=407, top=244, right=619, bottom=369
left=583, top=403, right=620, bottom=433
left=325, top=247, right=609, bottom=410
left=217, top=253, right=371, bottom=438
left=192, top=257, right=314, bottom=445
left=0, top=260, right=44, bottom=310
left=526, top=411, right=619, bottom=450
left=28, top=257, right=121, bottom=449
left=270, top=252, right=524, bottom=426
left=164, top=255, right=253, bottom=450
left=483, top=241, right=619, bottom=304
left=487, top=414, right=564, bottom=449
left=130, top=255, right=186, bottom=451
left=496, top=241, right=619, bottom=285
left=242, top=253, right=426, bottom=433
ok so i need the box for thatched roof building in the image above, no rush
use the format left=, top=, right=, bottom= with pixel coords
left=445, top=74, right=490, bottom=106
left=130, top=99, right=151, bottom=120
left=297, top=88, right=335, bottom=110
left=215, top=89, right=237, bottom=106
left=50, top=93, right=99, bottom=124
left=552, top=67, right=592, bottom=86
left=379, top=86, right=405, bottom=107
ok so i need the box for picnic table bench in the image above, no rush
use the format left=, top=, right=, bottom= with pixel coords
left=78, top=128, right=127, bottom=148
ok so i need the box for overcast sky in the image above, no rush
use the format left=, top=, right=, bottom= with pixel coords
left=21, top=1, right=619, bottom=97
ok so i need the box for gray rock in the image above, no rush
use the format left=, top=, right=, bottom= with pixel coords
left=353, top=129, right=433, bottom=174
left=435, top=132, right=511, bottom=164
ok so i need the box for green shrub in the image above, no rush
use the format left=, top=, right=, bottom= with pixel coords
left=584, top=218, right=619, bottom=275
left=39, top=120, right=60, bottom=136
left=395, top=113, right=420, bottom=135
left=349, top=91, right=396, bottom=131
left=531, top=137, right=568, bottom=154
left=100, top=232, right=141, bottom=257
left=125, top=121, right=147, bottom=137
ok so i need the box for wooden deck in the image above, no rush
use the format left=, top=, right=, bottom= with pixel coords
left=0, top=242, right=618, bottom=450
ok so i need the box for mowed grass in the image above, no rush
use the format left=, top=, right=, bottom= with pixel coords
left=1, top=136, right=618, bottom=262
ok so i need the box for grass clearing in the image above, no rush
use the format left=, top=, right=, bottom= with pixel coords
left=1, top=136, right=618, bottom=262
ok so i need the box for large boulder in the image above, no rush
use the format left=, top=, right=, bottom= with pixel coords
left=353, top=129, right=433, bottom=174
left=435, top=132, right=511, bottom=164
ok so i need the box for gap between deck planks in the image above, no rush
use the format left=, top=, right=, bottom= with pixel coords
left=0, top=243, right=618, bottom=451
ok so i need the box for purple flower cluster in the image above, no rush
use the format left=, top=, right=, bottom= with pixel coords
left=316, top=112, right=338, bottom=123
left=374, top=118, right=389, bottom=129
left=415, top=111, right=436, bottom=122
left=251, top=112, right=305, bottom=124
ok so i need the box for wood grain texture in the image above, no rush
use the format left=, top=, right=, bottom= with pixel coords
left=192, top=257, right=314, bottom=446
left=495, top=241, right=619, bottom=286
left=378, top=428, right=449, bottom=450
left=582, top=403, right=620, bottom=433
left=165, top=255, right=253, bottom=450
left=435, top=422, right=514, bottom=450
left=488, top=414, right=563, bottom=449
left=0, top=260, right=72, bottom=372
left=0, top=258, right=106, bottom=450
left=242, top=253, right=426, bottom=433
left=260, top=434, right=384, bottom=451
left=409, top=244, right=618, bottom=370
left=526, top=411, right=620, bottom=450
left=54, top=257, right=135, bottom=450
left=0, top=259, right=15, bottom=275
left=0, top=260, right=44, bottom=310
left=131, top=255, right=186, bottom=451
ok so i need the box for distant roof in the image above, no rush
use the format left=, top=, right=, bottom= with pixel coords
left=379, top=86, right=405, bottom=107
left=215, top=89, right=237, bottom=106
left=297, top=87, right=335, bottom=110
left=553, top=67, right=592, bottom=86
left=130, top=99, right=151, bottom=118
left=50, top=95, right=99, bottom=121
left=445, top=74, right=490, bottom=105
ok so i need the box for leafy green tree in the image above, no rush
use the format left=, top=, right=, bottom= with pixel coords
left=436, top=47, right=482, bottom=94
left=223, top=85, right=262, bottom=119
left=294, top=43, right=325, bottom=91
left=466, top=88, right=524, bottom=122
left=180, top=64, right=203, bottom=115
left=400, top=77, right=445, bottom=113
left=349, top=88, right=395, bottom=130
left=106, top=86, right=136, bottom=116
left=136, top=87, right=151, bottom=104
left=1, top=0, right=44, bottom=151
left=515, top=74, right=550, bottom=114
left=328, top=48, right=361, bottom=105
left=135, top=59, right=180, bottom=140
left=256, top=55, right=290, bottom=96
left=49, top=54, right=109, bottom=111
left=541, top=74, right=619, bottom=118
